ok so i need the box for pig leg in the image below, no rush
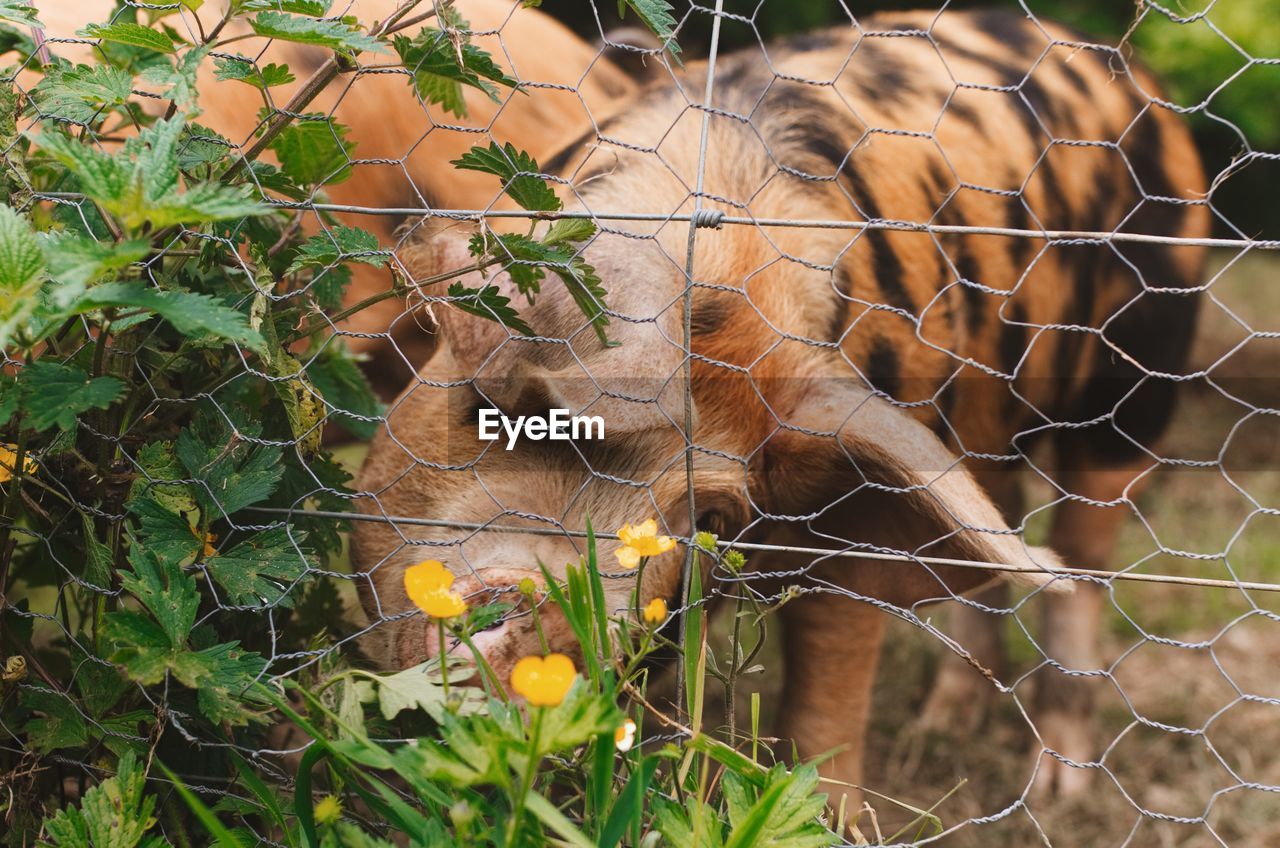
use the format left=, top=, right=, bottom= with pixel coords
left=1031, top=463, right=1141, bottom=797
left=918, top=471, right=1023, bottom=732
left=777, top=590, right=886, bottom=822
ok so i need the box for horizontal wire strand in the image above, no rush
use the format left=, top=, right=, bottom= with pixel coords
left=246, top=507, right=1280, bottom=593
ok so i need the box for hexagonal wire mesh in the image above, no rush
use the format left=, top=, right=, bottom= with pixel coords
left=5, top=0, right=1280, bottom=844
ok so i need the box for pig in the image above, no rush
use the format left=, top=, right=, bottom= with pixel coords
left=353, top=7, right=1209, bottom=807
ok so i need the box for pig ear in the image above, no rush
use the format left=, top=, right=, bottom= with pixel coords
left=399, top=225, right=513, bottom=369
left=761, top=378, right=1066, bottom=603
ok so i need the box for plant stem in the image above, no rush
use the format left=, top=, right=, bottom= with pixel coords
left=437, top=617, right=450, bottom=701
left=455, top=630, right=503, bottom=695
left=507, top=707, right=544, bottom=847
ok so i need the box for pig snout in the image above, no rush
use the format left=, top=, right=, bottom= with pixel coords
left=413, top=567, right=579, bottom=694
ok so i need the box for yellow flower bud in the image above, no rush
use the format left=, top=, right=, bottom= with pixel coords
left=642, top=598, right=668, bottom=625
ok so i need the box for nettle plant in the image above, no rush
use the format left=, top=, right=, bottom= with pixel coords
left=0, top=2, right=869, bottom=846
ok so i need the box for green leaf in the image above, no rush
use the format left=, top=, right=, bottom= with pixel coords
left=44, top=752, right=168, bottom=848
left=129, top=440, right=199, bottom=514
left=285, top=224, right=386, bottom=275
left=18, top=361, right=124, bottom=431
left=71, top=281, right=266, bottom=351
left=0, top=1, right=40, bottom=27
left=176, top=415, right=284, bottom=515
left=139, top=45, right=210, bottom=117
left=362, top=658, right=485, bottom=722
left=451, top=142, right=561, bottom=212
left=32, top=119, right=265, bottom=230
left=29, top=64, right=134, bottom=125
left=21, top=687, right=89, bottom=752
left=538, top=678, right=622, bottom=752
left=158, top=761, right=243, bottom=848
left=243, top=0, right=331, bottom=14
left=0, top=203, right=44, bottom=345
left=523, top=794, right=594, bottom=848
left=447, top=281, right=534, bottom=336
left=619, top=0, right=681, bottom=58
left=41, top=233, right=151, bottom=289
left=268, top=116, right=354, bottom=186
left=392, top=28, right=518, bottom=118
left=118, top=546, right=199, bottom=646
left=205, top=528, right=311, bottom=609
left=249, top=11, right=385, bottom=55
left=543, top=217, right=597, bottom=246
left=213, top=56, right=295, bottom=89
left=0, top=203, right=45, bottom=293
left=722, top=765, right=838, bottom=848
left=80, top=22, right=177, bottom=55
left=129, top=494, right=201, bottom=566
left=306, top=343, right=383, bottom=439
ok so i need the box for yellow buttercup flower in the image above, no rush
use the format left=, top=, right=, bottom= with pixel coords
left=404, top=560, right=468, bottom=619
left=614, top=518, right=676, bottom=569
left=510, top=653, right=576, bottom=707
left=642, top=598, right=668, bottom=625
left=0, top=444, right=37, bottom=484
left=614, top=718, right=637, bottom=753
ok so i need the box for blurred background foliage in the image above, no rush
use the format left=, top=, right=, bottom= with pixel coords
left=546, top=0, right=1280, bottom=238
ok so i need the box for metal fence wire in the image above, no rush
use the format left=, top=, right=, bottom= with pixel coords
left=5, top=0, right=1280, bottom=845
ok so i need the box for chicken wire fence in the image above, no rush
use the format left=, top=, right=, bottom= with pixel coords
left=3, top=0, right=1279, bottom=845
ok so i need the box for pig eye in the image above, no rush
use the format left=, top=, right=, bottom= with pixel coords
left=696, top=508, right=731, bottom=538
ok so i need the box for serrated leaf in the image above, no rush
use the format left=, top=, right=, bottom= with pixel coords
left=285, top=224, right=386, bottom=275
left=0, top=204, right=44, bottom=345
left=118, top=546, right=199, bottom=646
left=249, top=11, right=384, bottom=55
left=243, top=0, right=330, bottom=14
left=21, top=687, right=89, bottom=752
left=0, top=203, right=44, bottom=292
left=205, top=528, right=311, bottom=609
left=129, top=440, right=199, bottom=514
left=183, top=641, right=269, bottom=724
left=29, top=64, right=134, bottom=125
left=619, top=0, right=681, bottom=58
left=42, top=752, right=166, bottom=848
left=31, top=118, right=266, bottom=230
left=139, top=45, right=210, bottom=117
left=451, top=142, right=561, bottom=212
left=543, top=217, right=597, bottom=246
left=213, top=55, right=295, bottom=89
left=268, top=116, right=354, bottom=186
left=41, top=233, right=150, bottom=289
left=554, top=253, right=612, bottom=344
left=392, top=29, right=518, bottom=118
left=18, top=361, right=124, bottom=430
left=0, top=1, right=39, bottom=27
left=129, top=494, right=201, bottom=566
left=71, top=281, right=265, bottom=351
left=266, top=350, right=324, bottom=454
left=80, top=22, right=176, bottom=55
left=469, top=230, right=612, bottom=341
left=176, top=415, right=283, bottom=515
left=366, top=659, right=485, bottom=722
left=306, top=343, right=383, bottom=439
left=447, top=281, right=534, bottom=336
